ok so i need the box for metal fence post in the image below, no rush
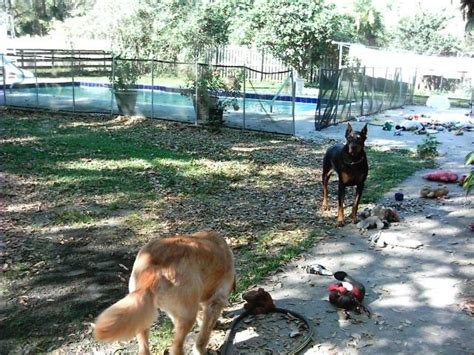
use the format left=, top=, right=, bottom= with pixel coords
left=195, top=61, right=198, bottom=126
left=71, top=47, right=76, bottom=114
left=151, top=60, right=154, bottom=119
left=398, top=67, right=403, bottom=107
left=1, top=54, right=6, bottom=106
left=334, top=69, right=342, bottom=125
left=34, top=54, right=39, bottom=108
left=360, top=67, right=366, bottom=116
left=410, top=68, right=417, bottom=105
left=242, top=65, right=246, bottom=130
left=110, top=55, right=115, bottom=115
left=369, top=67, right=375, bottom=114
left=291, top=71, right=296, bottom=135
left=470, top=80, right=474, bottom=116
left=315, top=67, right=323, bottom=130
left=381, top=67, right=388, bottom=112
left=347, top=70, right=353, bottom=120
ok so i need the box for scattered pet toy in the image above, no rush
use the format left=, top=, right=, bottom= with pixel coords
left=394, top=192, right=404, bottom=201
left=357, top=205, right=399, bottom=230
left=242, top=288, right=275, bottom=315
left=357, top=215, right=386, bottom=230
left=371, top=205, right=400, bottom=222
left=420, top=186, right=449, bottom=198
left=304, top=264, right=333, bottom=276
left=382, top=121, right=393, bottom=131
left=423, top=170, right=458, bottom=183
left=327, top=271, right=370, bottom=315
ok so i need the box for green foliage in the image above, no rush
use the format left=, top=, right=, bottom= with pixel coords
left=417, top=136, right=441, bottom=159
left=111, top=59, right=140, bottom=90
left=465, top=151, right=474, bottom=165
left=461, top=0, right=474, bottom=22
left=81, top=1, right=238, bottom=61
left=235, top=0, right=356, bottom=75
left=392, top=11, right=462, bottom=56
left=463, top=151, right=474, bottom=195
left=2, top=0, right=90, bottom=36
left=185, top=66, right=240, bottom=131
left=352, top=0, right=386, bottom=46
left=195, top=2, right=232, bottom=48
left=7, top=0, right=470, bottom=63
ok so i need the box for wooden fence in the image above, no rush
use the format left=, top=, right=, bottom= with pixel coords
left=206, top=45, right=291, bottom=81
left=6, top=47, right=292, bottom=80
left=5, top=48, right=112, bottom=73
left=5, top=46, right=338, bottom=82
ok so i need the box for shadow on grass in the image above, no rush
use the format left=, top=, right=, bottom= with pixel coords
left=1, top=223, right=136, bottom=352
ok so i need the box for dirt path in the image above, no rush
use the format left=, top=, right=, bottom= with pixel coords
left=235, top=107, right=474, bottom=354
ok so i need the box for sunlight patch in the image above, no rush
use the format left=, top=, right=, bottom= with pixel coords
left=1, top=136, right=39, bottom=144
left=7, top=202, right=42, bottom=213
left=57, top=158, right=152, bottom=171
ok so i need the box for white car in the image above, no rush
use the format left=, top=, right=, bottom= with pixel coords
left=0, top=53, right=35, bottom=85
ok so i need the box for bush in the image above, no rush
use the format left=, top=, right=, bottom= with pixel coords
left=417, top=136, right=440, bottom=159
left=463, top=151, right=474, bottom=195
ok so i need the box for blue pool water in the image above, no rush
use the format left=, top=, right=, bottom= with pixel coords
left=5, top=84, right=317, bottom=115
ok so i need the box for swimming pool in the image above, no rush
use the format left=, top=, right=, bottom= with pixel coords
left=1, top=82, right=318, bottom=134
left=3, top=83, right=317, bottom=114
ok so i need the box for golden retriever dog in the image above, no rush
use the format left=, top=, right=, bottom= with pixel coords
left=94, top=231, right=235, bottom=355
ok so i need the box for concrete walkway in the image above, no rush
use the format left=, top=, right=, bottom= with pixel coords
left=245, top=106, right=474, bottom=353
left=299, top=106, right=472, bottom=154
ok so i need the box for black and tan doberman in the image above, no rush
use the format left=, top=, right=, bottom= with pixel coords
left=322, top=123, right=368, bottom=226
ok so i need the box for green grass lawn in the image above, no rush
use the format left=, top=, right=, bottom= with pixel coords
left=0, top=109, right=432, bottom=353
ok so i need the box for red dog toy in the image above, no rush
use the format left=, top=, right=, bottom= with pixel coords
left=328, top=271, right=369, bottom=315
left=423, top=170, right=458, bottom=183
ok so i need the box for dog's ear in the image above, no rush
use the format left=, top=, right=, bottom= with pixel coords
left=345, top=123, right=353, bottom=139
left=360, top=124, right=368, bottom=139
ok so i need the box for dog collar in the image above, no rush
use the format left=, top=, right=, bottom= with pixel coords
left=343, top=155, right=365, bottom=165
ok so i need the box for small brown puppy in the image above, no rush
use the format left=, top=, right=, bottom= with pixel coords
left=94, top=231, right=235, bottom=355
left=322, top=123, right=369, bottom=226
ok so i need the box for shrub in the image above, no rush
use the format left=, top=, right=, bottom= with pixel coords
left=417, top=135, right=440, bottom=159
left=463, top=151, right=474, bottom=195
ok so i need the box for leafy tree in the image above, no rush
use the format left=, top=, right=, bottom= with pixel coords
left=352, top=0, right=386, bottom=46
left=460, top=0, right=474, bottom=23
left=1, top=0, right=91, bottom=36
left=392, top=12, right=462, bottom=56
left=460, top=0, right=474, bottom=49
left=237, top=0, right=356, bottom=76
left=50, top=0, right=238, bottom=61
left=226, top=0, right=256, bottom=44
left=175, top=0, right=234, bottom=59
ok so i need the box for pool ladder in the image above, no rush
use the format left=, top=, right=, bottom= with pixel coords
left=269, top=75, right=291, bottom=113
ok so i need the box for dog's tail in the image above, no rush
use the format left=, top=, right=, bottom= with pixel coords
left=94, top=269, right=158, bottom=341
